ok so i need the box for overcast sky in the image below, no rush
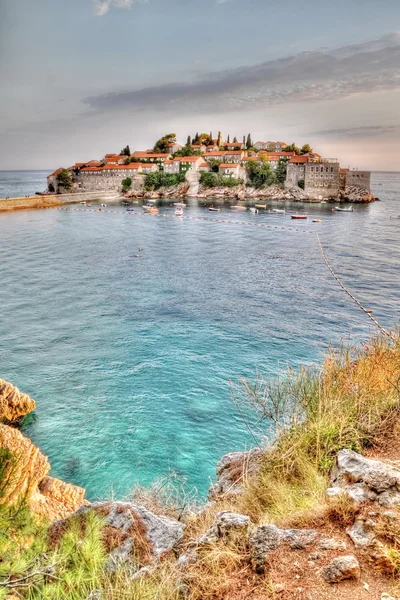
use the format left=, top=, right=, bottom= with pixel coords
left=0, top=0, right=399, bottom=170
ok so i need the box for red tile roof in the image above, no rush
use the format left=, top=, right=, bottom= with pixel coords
left=178, top=156, right=202, bottom=162
left=224, top=150, right=245, bottom=155
left=289, top=155, right=309, bottom=163
left=47, top=168, right=64, bottom=178
left=132, top=152, right=170, bottom=158
left=202, top=151, right=225, bottom=157
left=219, top=164, right=239, bottom=168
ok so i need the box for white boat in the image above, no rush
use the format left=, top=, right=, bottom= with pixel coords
left=272, top=208, right=285, bottom=214
left=80, top=201, right=86, bottom=205
left=175, top=207, right=184, bottom=217
left=174, top=202, right=187, bottom=208
left=231, top=205, right=247, bottom=211
left=101, top=203, right=107, bottom=208
left=334, top=206, right=353, bottom=212
left=208, top=207, right=220, bottom=212
left=249, top=207, right=259, bottom=214
left=143, top=203, right=159, bottom=214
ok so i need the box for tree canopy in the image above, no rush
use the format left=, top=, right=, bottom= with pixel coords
left=154, top=133, right=176, bottom=153
left=301, top=144, right=313, bottom=155
left=119, top=145, right=131, bottom=156
left=56, top=169, right=72, bottom=190
left=245, top=159, right=276, bottom=188
left=285, top=143, right=301, bottom=155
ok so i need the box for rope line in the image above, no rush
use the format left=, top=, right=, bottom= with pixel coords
left=54, top=207, right=394, bottom=338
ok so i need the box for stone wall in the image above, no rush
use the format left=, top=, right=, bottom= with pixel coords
left=345, top=171, right=371, bottom=191
left=304, top=162, right=340, bottom=199
left=285, top=164, right=305, bottom=188
left=69, top=173, right=144, bottom=194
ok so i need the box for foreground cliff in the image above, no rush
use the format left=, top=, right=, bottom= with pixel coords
left=0, top=334, right=399, bottom=599
left=0, top=378, right=87, bottom=520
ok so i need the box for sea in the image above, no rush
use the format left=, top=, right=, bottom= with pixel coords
left=0, top=171, right=399, bottom=499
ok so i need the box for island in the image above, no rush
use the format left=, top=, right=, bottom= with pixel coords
left=46, top=132, right=375, bottom=204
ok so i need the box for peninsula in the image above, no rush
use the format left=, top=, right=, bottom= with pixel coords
left=46, top=132, right=375, bottom=204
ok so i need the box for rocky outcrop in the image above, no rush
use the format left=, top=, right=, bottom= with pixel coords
left=0, top=423, right=87, bottom=520
left=208, top=448, right=263, bottom=499
left=53, top=501, right=184, bottom=573
left=321, top=555, right=360, bottom=583
left=340, top=186, right=376, bottom=203
left=328, top=449, right=400, bottom=506
left=0, top=378, right=36, bottom=423
left=250, top=524, right=318, bottom=571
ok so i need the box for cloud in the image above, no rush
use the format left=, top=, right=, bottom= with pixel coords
left=93, top=0, right=137, bottom=16
left=304, top=124, right=400, bottom=138
left=84, top=32, right=400, bottom=111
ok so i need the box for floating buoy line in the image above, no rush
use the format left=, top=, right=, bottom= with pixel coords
left=54, top=206, right=394, bottom=339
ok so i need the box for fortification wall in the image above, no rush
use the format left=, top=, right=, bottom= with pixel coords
left=345, top=171, right=371, bottom=191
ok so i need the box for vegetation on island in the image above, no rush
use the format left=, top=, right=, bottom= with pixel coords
left=200, top=172, right=244, bottom=188
left=121, top=177, right=132, bottom=192
left=119, top=145, right=131, bottom=157
left=245, top=157, right=288, bottom=188
left=1, top=332, right=399, bottom=599
left=144, top=172, right=185, bottom=191
left=56, top=169, right=72, bottom=191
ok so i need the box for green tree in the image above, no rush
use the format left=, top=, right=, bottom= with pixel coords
left=227, top=134, right=230, bottom=144
left=285, top=143, right=301, bottom=155
left=207, top=158, right=222, bottom=173
left=198, top=133, right=212, bottom=146
left=154, top=133, right=176, bottom=153
left=243, top=135, right=246, bottom=146
left=187, top=135, right=191, bottom=146
left=56, top=169, right=72, bottom=191
left=246, top=133, right=252, bottom=149
left=233, top=136, right=238, bottom=143
left=275, top=158, right=289, bottom=185
left=119, top=145, right=131, bottom=156
left=245, top=158, right=276, bottom=188
left=121, top=177, right=132, bottom=191
left=300, top=144, right=313, bottom=155
left=173, top=144, right=200, bottom=158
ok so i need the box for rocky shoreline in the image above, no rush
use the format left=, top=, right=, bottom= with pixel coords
left=125, top=183, right=377, bottom=204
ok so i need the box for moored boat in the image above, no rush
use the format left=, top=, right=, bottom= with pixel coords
left=143, top=203, right=159, bottom=214
left=291, top=215, right=307, bottom=219
left=231, top=205, right=247, bottom=211
left=175, top=207, right=184, bottom=217
left=208, top=206, right=220, bottom=212
left=249, top=207, right=259, bottom=214
left=312, top=219, right=322, bottom=223
left=272, top=208, right=285, bottom=214
left=334, top=206, right=353, bottom=212
left=174, top=202, right=187, bottom=208
left=255, top=204, right=267, bottom=209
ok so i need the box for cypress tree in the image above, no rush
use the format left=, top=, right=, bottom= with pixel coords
left=187, top=135, right=191, bottom=146
left=227, top=134, right=230, bottom=144
left=217, top=131, right=222, bottom=147
left=246, top=133, right=252, bottom=149
left=243, top=135, right=246, bottom=146
left=233, top=136, right=238, bottom=143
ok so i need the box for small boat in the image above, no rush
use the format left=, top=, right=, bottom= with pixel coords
left=175, top=207, right=184, bottom=217
left=334, top=206, right=353, bottom=212
left=208, top=207, right=220, bottom=212
left=143, top=204, right=159, bottom=214
left=174, top=202, right=187, bottom=208
left=101, top=203, right=107, bottom=208
left=126, top=207, right=135, bottom=212
left=272, top=208, right=285, bottom=214
left=80, top=201, right=86, bottom=205
left=312, top=219, right=322, bottom=223
left=231, top=205, right=247, bottom=211
left=249, top=207, right=259, bottom=214
left=291, top=215, right=307, bottom=219
left=87, top=204, right=91, bottom=207
left=255, top=204, right=267, bottom=209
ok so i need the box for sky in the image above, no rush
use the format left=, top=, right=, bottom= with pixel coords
left=0, top=0, right=399, bottom=171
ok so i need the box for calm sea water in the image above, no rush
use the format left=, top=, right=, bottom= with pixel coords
left=0, top=170, right=49, bottom=198
left=0, top=171, right=399, bottom=499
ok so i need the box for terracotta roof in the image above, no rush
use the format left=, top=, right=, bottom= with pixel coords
left=199, top=163, right=209, bottom=168
left=340, top=168, right=350, bottom=173
left=132, top=152, right=170, bottom=158
left=178, top=156, right=202, bottom=162
left=289, top=156, right=309, bottom=164
left=225, top=143, right=243, bottom=147
left=258, top=151, right=294, bottom=157
left=224, top=150, right=245, bottom=155
left=202, top=151, right=225, bottom=157
left=242, top=156, right=260, bottom=161
left=277, top=142, right=287, bottom=146
left=164, top=160, right=174, bottom=164
left=47, top=168, right=64, bottom=178
left=219, top=164, right=239, bottom=168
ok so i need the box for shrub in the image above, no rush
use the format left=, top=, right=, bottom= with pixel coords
left=56, top=169, right=72, bottom=191
left=144, top=172, right=185, bottom=191
left=121, top=177, right=132, bottom=192
left=200, top=172, right=243, bottom=188
left=245, top=160, right=276, bottom=188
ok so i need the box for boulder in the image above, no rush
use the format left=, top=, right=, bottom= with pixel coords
left=0, top=378, right=36, bottom=422
left=196, top=511, right=251, bottom=545
left=208, top=448, right=263, bottom=499
left=0, top=423, right=87, bottom=520
left=249, top=524, right=318, bottom=571
left=321, top=555, right=360, bottom=583
left=330, top=450, right=400, bottom=506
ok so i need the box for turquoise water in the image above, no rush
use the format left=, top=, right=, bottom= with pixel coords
left=0, top=171, right=399, bottom=499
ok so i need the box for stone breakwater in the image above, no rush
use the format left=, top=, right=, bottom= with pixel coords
left=0, top=191, right=122, bottom=213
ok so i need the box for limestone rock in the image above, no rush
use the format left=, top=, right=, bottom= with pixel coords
left=208, top=448, right=263, bottom=499
left=90, top=501, right=184, bottom=558
left=318, top=537, right=347, bottom=551
left=0, top=378, right=36, bottom=422
left=331, top=450, right=400, bottom=506
left=321, top=555, right=360, bottom=583
left=0, top=423, right=87, bottom=520
left=249, top=524, right=317, bottom=570
left=196, top=511, right=251, bottom=545
left=347, top=516, right=377, bottom=549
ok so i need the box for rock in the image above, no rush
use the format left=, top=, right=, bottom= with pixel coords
left=321, top=555, right=360, bottom=583
left=91, top=501, right=184, bottom=557
left=106, top=537, right=134, bottom=573
left=274, top=583, right=285, bottom=593
left=0, top=378, right=36, bottom=422
left=381, top=594, right=396, bottom=600
left=249, top=524, right=318, bottom=571
left=194, top=511, right=251, bottom=546
left=347, top=516, right=377, bottom=548
left=318, top=537, right=347, bottom=550
left=331, top=450, right=400, bottom=506
left=208, top=448, right=263, bottom=498
left=0, top=423, right=87, bottom=520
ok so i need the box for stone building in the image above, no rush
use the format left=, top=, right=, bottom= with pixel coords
left=163, top=160, right=180, bottom=174
left=223, top=150, right=247, bottom=163
left=284, top=155, right=309, bottom=188
left=219, top=163, right=241, bottom=177
left=177, top=156, right=204, bottom=173
left=304, top=159, right=340, bottom=198
left=345, top=170, right=371, bottom=190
